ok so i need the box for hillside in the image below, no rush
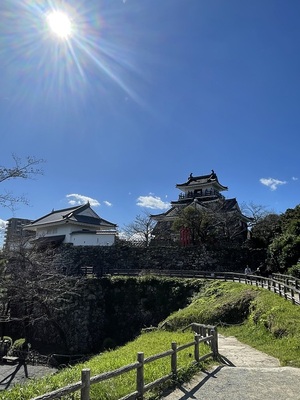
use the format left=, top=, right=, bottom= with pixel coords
left=2, top=279, right=300, bottom=399
left=161, top=280, right=300, bottom=367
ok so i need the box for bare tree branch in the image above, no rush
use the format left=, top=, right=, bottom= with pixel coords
left=0, top=242, right=83, bottom=349
left=123, top=211, right=156, bottom=246
left=0, top=154, right=44, bottom=210
left=240, top=201, right=272, bottom=226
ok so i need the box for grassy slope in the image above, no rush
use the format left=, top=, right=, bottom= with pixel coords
left=162, top=280, right=300, bottom=367
left=222, top=290, right=300, bottom=367
left=3, top=279, right=300, bottom=399
left=2, top=331, right=211, bottom=400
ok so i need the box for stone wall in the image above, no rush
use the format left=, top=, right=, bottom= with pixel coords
left=7, top=243, right=251, bottom=354
left=25, top=276, right=205, bottom=354
left=52, top=243, right=249, bottom=276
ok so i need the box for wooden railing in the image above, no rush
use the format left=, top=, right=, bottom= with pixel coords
left=272, top=273, right=300, bottom=290
left=107, top=269, right=300, bottom=305
left=31, top=326, right=218, bottom=400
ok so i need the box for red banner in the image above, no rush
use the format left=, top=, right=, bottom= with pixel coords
left=180, top=227, right=191, bottom=246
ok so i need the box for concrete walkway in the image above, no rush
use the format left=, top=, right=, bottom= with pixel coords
left=0, top=361, right=56, bottom=392
left=162, top=335, right=300, bottom=400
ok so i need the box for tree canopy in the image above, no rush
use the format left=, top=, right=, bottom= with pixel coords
left=247, top=204, right=300, bottom=274
left=172, top=205, right=219, bottom=245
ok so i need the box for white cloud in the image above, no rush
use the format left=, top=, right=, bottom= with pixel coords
left=259, top=178, right=287, bottom=191
left=292, top=177, right=298, bottom=181
left=66, top=194, right=100, bottom=207
left=136, top=195, right=170, bottom=210
left=103, top=200, right=112, bottom=207
left=0, top=219, right=7, bottom=231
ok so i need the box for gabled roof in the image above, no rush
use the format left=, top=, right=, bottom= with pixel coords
left=24, top=203, right=117, bottom=229
left=151, top=206, right=181, bottom=221
left=219, top=198, right=253, bottom=222
left=152, top=197, right=253, bottom=223
left=176, top=170, right=228, bottom=191
left=220, top=198, right=238, bottom=211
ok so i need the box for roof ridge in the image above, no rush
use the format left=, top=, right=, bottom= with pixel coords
left=63, top=203, right=90, bottom=219
left=30, top=204, right=87, bottom=224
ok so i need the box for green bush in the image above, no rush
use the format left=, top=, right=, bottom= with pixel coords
left=160, top=281, right=260, bottom=330
left=287, top=263, right=300, bottom=278
left=12, top=338, right=26, bottom=349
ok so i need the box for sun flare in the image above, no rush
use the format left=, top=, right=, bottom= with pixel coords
left=47, top=11, right=72, bottom=39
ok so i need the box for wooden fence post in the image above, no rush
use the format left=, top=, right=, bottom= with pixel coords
left=137, top=352, right=144, bottom=399
left=81, top=368, right=90, bottom=400
left=286, top=278, right=289, bottom=286
left=213, top=326, right=218, bottom=357
left=171, top=342, right=177, bottom=375
left=210, top=328, right=218, bottom=360
left=207, top=327, right=211, bottom=339
left=200, top=325, right=204, bottom=337
left=291, top=289, right=295, bottom=304
left=194, top=334, right=200, bottom=362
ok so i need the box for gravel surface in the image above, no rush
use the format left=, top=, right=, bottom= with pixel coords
left=162, top=335, right=300, bottom=400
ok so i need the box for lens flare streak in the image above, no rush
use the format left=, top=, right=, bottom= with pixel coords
left=1, top=0, right=140, bottom=103
left=73, top=36, right=136, bottom=100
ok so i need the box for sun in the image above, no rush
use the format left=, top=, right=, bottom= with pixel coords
left=47, top=11, right=73, bottom=39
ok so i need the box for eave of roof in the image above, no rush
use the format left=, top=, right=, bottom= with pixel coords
left=176, top=171, right=228, bottom=191
left=71, top=230, right=116, bottom=235
left=32, top=235, right=65, bottom=244
left=151, top=206, right=179, bottom=220
left=171, top=195, right=222, bottom=205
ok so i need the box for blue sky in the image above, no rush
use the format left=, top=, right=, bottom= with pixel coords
left=1, top=0, right=300, bottom=246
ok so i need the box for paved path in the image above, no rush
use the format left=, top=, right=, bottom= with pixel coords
left=0, top=362, right=56, bottom=392
left=162, top=335, right=300, bottom=400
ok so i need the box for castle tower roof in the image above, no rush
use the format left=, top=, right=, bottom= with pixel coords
left=176, top=170, right=228, bottom=192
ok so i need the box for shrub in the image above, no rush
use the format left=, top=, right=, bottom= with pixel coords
left=287, top=263, right=300, bottom=278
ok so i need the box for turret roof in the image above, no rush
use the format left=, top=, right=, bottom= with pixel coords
left=23, top=203, right=117, bottom=229
left=176, top=170, right=228, bottom=191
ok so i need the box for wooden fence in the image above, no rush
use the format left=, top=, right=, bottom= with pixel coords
left=107, top=269, right=300, bottom=305
left=272, top=273, right=300, bottom=290
left=31, top=325, right=218, bottom=400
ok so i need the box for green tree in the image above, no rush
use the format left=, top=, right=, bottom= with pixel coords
left=268, top=233, right=300, bottom=272
left=265, top=205, right=300, bottom=272
left=250, top=213, right=281, bottom=249
left=280, top=205, right=300, bottom=235
left=172, top=205, right=219, bottom=245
